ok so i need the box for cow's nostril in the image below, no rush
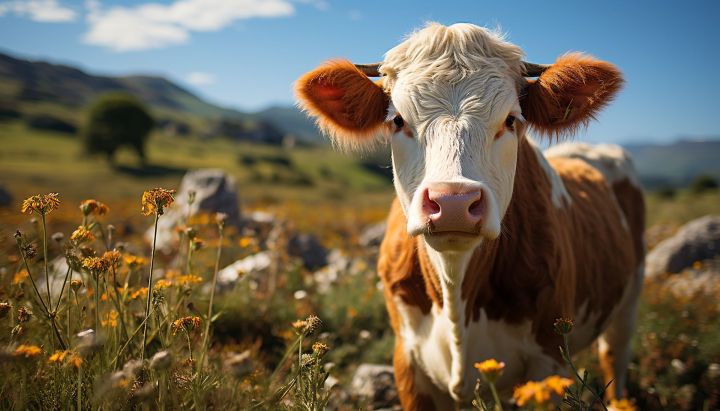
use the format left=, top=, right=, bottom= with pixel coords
left=423, top=189, right=441, bottom=214
left=468, top=198, right=484, bottom=217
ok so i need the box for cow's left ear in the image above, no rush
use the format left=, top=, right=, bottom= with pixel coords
left=295, top=59, right=390, bottom=151
left=520, top=53, right=624, bottom=138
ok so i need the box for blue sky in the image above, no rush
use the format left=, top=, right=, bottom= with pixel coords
left=1, top=0, right=718, bottom=144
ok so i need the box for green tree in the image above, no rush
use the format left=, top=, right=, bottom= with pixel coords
left=690, top=174, right=719, bottom=194
left=83, top=93, right=154, bottom=163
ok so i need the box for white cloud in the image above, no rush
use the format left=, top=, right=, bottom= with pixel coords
left=83, top=0, right=295, bottom=52
left=0, top=0, right=76, bottom=22
left=186, top=72, right=215, bottom=86
left=294, top=0, right=328, bottom=11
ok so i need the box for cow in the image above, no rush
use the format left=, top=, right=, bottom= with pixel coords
left=295, top=22, right=644, bottom=410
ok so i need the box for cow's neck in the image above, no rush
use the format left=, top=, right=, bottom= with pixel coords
left=416, top=136, right=562, bottom=399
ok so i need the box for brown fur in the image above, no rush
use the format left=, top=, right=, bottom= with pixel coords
left=294, top=59, right=389, bottom=148
left=380, top=140, right=643, bottom=365
left=521, top=53, right=624, bottom=139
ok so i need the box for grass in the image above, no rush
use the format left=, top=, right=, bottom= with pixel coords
left=1, top=124, right=719, bottom=410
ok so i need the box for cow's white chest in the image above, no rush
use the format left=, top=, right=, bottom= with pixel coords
left=395, top=297, right=558, bottom=401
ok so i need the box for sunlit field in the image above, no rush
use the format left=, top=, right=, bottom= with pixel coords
left=1, top=120, right=718, bottom=410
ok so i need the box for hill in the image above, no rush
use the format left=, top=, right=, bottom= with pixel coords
left=0, top=51, right=321, bottom=142
left=623, top=139, right=720, bottom=189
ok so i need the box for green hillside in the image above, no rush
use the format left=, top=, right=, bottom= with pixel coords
left=0, top=51, right=321, bottom=142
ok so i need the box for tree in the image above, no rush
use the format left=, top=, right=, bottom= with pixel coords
left=83, top=93, right=154, bottom=163
left=690, top=174, right=719, bottom=194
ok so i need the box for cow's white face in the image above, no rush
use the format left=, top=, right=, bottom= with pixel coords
left=296, top=22, right=623, bottom=253
left=382, top=24, right=525, bottom=252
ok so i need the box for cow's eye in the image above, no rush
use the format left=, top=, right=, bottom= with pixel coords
left=393, top=115, right=404, bottom=130
left=505, top=115, right=516, bottom=130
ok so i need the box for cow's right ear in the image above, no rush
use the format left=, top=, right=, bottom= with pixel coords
left=295, top=59, right=390, bottom=151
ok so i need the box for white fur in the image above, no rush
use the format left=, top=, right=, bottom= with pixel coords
left=544, top=142, right=641, bottom=188
left=383, top=23, right=524, bottom=245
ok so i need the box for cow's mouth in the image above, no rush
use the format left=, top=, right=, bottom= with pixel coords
left=422, top=229, right=483, bottom=252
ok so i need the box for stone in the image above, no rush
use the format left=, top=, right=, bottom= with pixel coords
left=213, top=251, right=273, bottom=292
left=287, top=233, right=328, bottom=270
left=0, top=185, right=12, bottom=207
left=146, top=169, right=241, bottom=252
left=646, top=215, right=720, bottom=278
left=350, top=364, right=399, bottom=409
left=359, top=221, right=387, bottom=248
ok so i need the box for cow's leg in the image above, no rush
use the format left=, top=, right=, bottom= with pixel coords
left=393, top=342, right=438, bottom=411
left=598, top=265, right=643, bottom=400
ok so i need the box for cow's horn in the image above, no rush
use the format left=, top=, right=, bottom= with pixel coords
left=355, top=63, right=382, bottom=77
left=522, top=61, right=550, bottom=77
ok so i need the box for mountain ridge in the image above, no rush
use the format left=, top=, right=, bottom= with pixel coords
left=0, top=50, right=322, bottom=142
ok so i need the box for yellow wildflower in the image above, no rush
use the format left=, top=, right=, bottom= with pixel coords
left=102, top=250, right=122, bottom=267
left=21, top=193, right=60, bottom=215
left=67, top=353, right=83, bottom=369
left=176, top=274, right=203, bottom=286
left=14, top=344, right=42, bottom=358
left=49, top=350, right=69, bottom=364
left=130, top=287, right=148, bottom=300
left=12, top=269, right=29, bottom=285
left=70, top=226, right=95, bottom=244
left=474, top=359, right=506, bottom=383
left=312, top=342, right=329, bottom=356
left=82, top=256, right=110, bottom=275
left=155, top=279, right=172, bottom=289
left=171, top=316, right=201, bottom=335
left=513, top=380, right=550, bottom=407
left=79, top=199, right=109, bottom=216
left=692, top=260, right=703, bottom=270
left=513, top=375, right=573, bottom=407
left=141, top=188, right=176, bottom=216
left=238, top=237, right=252, bottom=248
left=543, top=375, right=573, bottom=396
left=609, top=398, right=638, bottom=411
left=164, top=269, right=180, bottom=279
left=292, top=315, right=321, bottom=336
left=124, top=255, right=147, bottom=268
left=101, top=310, right=118, bottom=328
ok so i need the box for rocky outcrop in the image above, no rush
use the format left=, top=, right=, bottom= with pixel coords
left=146, top=169, right=241, bottom=252
left=646, top=215, right=720, bottom=278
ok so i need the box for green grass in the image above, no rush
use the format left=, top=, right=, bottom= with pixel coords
left=0, top=121, right=394, bottom=244
left=645, top=189, right=720, bottom=227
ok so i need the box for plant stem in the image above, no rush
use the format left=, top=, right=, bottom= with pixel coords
left=16, top=240, right=66, bottom=350
left=54, top=265, right=72, bottom=313
left=111, top=305, right=155, bottom=367
left=197, top=225, right=224, bottom=373
left=94, top=274, right=100, bottom=336
left=41, top=213, right=51, bottom=308
left=488, top=382, right=503, bottom=411
left=142, top=213, right=160, bottom=361
left=561, top=334, right=608, bottom=411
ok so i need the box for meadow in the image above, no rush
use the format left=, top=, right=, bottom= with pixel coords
left=0, top=122, right=719, bottom=410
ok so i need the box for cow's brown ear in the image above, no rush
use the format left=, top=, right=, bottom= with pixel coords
left=521, top=53, right=623, bottom=139
left=295, top=59, right=390, bottom=151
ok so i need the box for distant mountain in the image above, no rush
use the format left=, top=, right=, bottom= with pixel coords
left=623, top=139, right=720, bottom=189
left=0, top=51, right=321, bottom=142
left=256, top=105, right=323, bottom=143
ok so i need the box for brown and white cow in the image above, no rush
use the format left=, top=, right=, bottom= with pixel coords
left=296, top=23, right=644, bottom=409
